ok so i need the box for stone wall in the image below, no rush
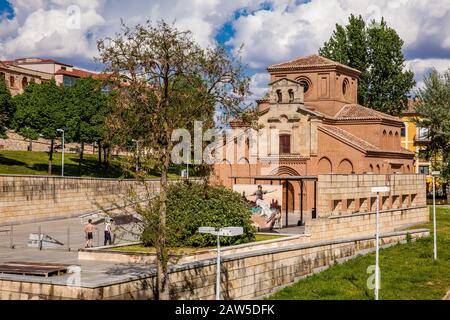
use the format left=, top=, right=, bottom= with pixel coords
left=0, top=229, right=429, bottom=300
left=305, top=174, right=428, bottom=241
left=0, top=130, right=95, bottom=153
left=0, top=175, right=160, bottom=225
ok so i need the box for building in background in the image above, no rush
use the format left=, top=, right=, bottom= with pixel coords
left=0, top=61, right=52, bottom=96
left=400, top=99, right=431, bottom=175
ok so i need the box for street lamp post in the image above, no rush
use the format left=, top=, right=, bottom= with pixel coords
left=57, top=129, right=65, bottom=177
left=431, top=171, right=440, bottom=260
left=198, top=226, right=244, bottom=300
left=132, top=139, right=139, bottom=173
left=371, top=186, right=390, bottom=301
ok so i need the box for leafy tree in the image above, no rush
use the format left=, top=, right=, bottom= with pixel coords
left=97, top=20, right=250, bottom=299
left=319, top=15, right=415, bottom=115
left=66, top=77, right=109, bottom=175
left=0, top=77, right=15, bottom=137
left=141, top=181, right=255, bottom=248
left=13, top=80, right=67, bottom=174
left=414, top=69, right=450, bottom=202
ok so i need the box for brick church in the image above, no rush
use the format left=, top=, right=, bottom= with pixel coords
left=213, top=54, right=414, bottom=218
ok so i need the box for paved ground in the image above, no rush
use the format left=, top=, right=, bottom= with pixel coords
left=0, top=216, right=139, bottom=251
left=0, top=216, right=149, bottom=289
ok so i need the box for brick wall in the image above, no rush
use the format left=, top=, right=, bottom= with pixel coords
left=0, top=175, right=160, bottom=225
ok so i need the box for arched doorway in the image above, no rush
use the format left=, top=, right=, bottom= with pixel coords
left=282, top=181, right=295, bottom=213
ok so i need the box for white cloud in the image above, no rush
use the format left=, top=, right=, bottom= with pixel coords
left=406, top=58, right=450, bottom=88
left=229, top=0, right=450, bottom=73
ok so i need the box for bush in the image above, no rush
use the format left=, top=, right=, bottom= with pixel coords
left=141, top=181, right=256, bottom=247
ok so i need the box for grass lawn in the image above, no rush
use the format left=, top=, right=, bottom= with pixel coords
left=0, top=150, right=182, bottom=178
left=269, top=206, right=450, bottom=300
left=110, top=234, right=287, bottom=254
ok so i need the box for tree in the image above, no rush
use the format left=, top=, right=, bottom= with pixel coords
left=0, top=77, right=15, bottom=137
left=414, top=69, right=450, bottom=202
left=97, top=20, right=250, bottom=299
left=66, top=77, right=109, bottom=175
left=319, top=15, right=415, bottom=115
left=13, top=80, right=67, bottom=174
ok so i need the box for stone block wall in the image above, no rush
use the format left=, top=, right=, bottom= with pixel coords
left=0, top=175, right=160, bottom=225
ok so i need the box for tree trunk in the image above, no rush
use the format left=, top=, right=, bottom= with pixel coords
left=48, top=139, right=54, bottom=175
left=78, top=141, right=84, bottom=177
left=156, top=150, right=170, bottom=300
left=98, top=141, right=102, bottom=166
left=28, top=139, right=33, bottom=152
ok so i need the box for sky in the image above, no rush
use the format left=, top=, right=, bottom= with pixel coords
left=1, top=0, right=450, bottom=99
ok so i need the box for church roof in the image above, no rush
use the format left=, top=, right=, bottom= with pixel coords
left=267, top=54, right=361, bottom=74
left=334, top=104, right=402, bottom=123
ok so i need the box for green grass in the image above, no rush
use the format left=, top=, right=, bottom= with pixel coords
left=0, top=150, right=182, bottom=178
left=110, top=234, right=287, bottom=254
left=269, top=206, right=450, bottom=300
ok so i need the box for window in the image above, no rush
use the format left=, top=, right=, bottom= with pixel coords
left=288, top=89, right=294, bottom=103
left=419, top=166, right=429, bottom=175
left=22, top=77, right=28, bottom=89
left=296, top=77, right=311, bottom=94
left=9, top=76, right=15, bottom=87
left=0, top=72, right=5, bottom=81
left=342, top=78, right=350, bottom=96
left=401, top=123, right=406, bottom=137
left=417, top=128, right=429, bottom=140
left=276, top=90, right=282, bottom=103
left=61, top=66, right=67, bottom=71
left=279, top=135, right=291, bottom=154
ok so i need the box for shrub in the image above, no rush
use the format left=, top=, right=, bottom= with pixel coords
left=141, top=181, right=256, bottom=247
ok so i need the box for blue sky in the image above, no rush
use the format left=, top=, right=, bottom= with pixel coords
left=1, top=0, right=450, bottom=96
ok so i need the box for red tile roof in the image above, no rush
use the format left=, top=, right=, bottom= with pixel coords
left=268, top=54, right=361, bottom=74
left=319, top=124, right=413, bottom=155
left=334, top=104, right=402, bottom=123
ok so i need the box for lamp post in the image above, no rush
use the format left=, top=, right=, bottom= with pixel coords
left=371, top=186, right=390, bottom=301
left=198, top=226, right=244, bottom=300
left=431, top=171, right=440, bottom=260
left=57, top=129, right=65, bottom=177
left=131, top=139, right=139, bottom=173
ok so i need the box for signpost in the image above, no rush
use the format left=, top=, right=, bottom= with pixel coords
left=198, top=226, right=244, bottom=300
left=431, top=171, right=440, bottom=260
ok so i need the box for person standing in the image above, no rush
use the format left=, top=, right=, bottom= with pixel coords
left=84, top=219, right=96, bottom=248
left=104, top=218, right=113, bottom=246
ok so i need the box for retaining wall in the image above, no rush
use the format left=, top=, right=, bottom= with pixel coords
left=0, top=175, right=159, bottom=225
left=0, top=228, right=429, bottom=300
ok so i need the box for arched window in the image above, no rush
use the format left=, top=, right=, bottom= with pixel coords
left=9, top=76, right=15, bottom=87
left=296, top=77, right=311, bottom=94
left=401, top=123, right=406, bottom=137
left=279, top=134, right=291, bottom=154
left=288, top=89, right=294, bottom=103
left=382, top=130, right=387, bottom=148
left=0, top=72, right=5, bottom=81
left=276, top=90, right=282, bottom=103
left=369, top=164, right=374, bottom=172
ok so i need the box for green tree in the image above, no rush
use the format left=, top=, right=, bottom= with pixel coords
left=319, top=15, right=415, bottom=115
left=0, top=77, right=15, bottom=137
left=13, top=80, right=67, bottom=174
left=97, top=20, right=250, bottom=299
left=66, top=77, right=109, bottom=175
left=414, top=69, right=450, bottom=202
